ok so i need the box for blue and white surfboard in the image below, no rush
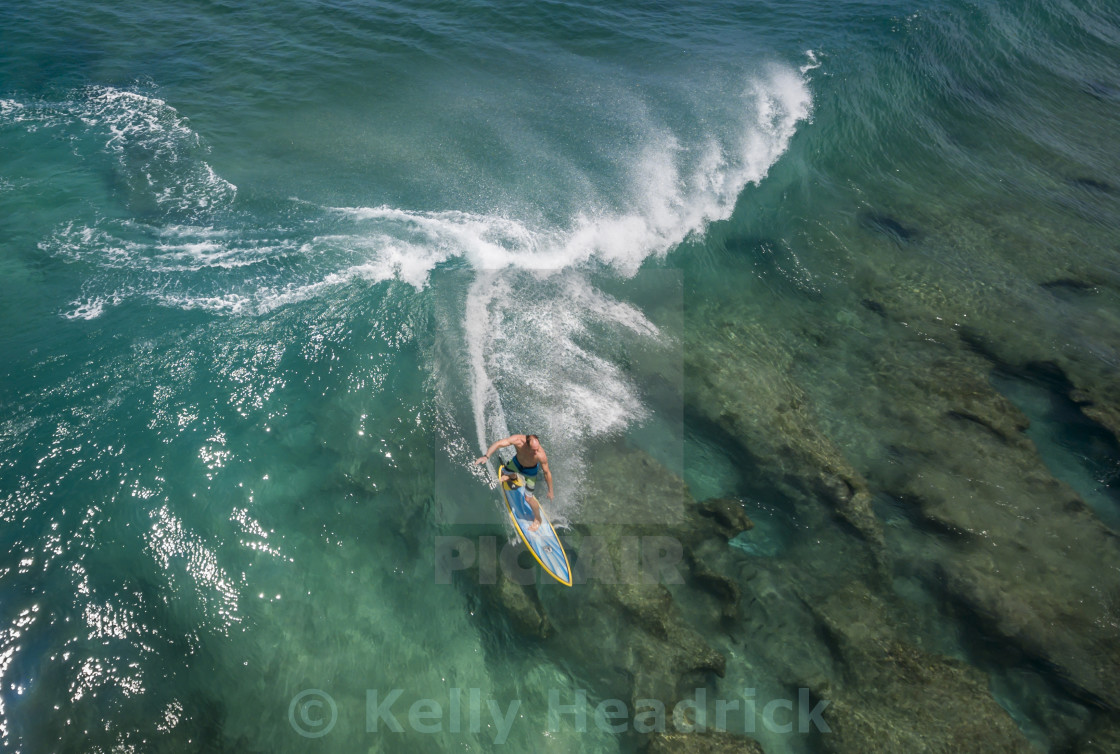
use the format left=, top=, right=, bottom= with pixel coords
left=496, top=463, right=572, bottom=587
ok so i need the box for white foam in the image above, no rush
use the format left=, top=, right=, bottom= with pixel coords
left=348, top=66, right=809, bottom=284
left=801, top=50, right=822, bottom=75
left=15, top=86, right=236, bottom=216
left=466, top=273, right=509, bottom=454
left=41, top=220, right=295, bottom=277
left=338, top=68, right=804, bottom=282
left=62, top=296, right=119, bottom=321
left=0, top=99, right=24, bottom=121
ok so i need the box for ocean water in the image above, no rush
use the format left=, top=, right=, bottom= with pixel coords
left=2, top=0, right=1119, bottom=751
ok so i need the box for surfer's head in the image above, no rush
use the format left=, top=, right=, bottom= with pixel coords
left=526, top=434, right=540, bottom=449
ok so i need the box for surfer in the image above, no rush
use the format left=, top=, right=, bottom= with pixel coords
left=476, top=434, right=553, bottom=532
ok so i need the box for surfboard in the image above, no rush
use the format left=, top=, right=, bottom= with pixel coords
left=495, top=460, right=572, bottom=587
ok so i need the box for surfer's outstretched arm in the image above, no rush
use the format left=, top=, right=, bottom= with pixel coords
left=475, top=435, right=517, bottom=465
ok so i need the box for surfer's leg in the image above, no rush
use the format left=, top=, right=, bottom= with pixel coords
left=526, top=495, right=543, bottom=532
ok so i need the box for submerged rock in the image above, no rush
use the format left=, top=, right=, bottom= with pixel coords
left=686, top=214, right=1120, bottom=737
left=540, top=442, right=731, bottom=711
left=858, top=210, right=917, bottom=245
left=1068, top=176, right=1114, bottom=194
left=477, top=558, right=552, bottom=639
left=1039, top=277, right=1098, bottom=292
left=646, top=729, right=765, bottom=754
left=679, top=111, right=1120, bottom=748
left=684, top=310, right=885, bottom=553
left=862, top=345, right=1120, bottom=712
left=808, top=584, right=1034, bottom=754
left=614, top=581, right=727, bottom=699
left=1074, top=713, right=1120, bottom=754
left=697, top=497, right=755, bottom=539
left=957, top=319, right=1120, bottom=447
left=684, top=543, right=741, bottom=621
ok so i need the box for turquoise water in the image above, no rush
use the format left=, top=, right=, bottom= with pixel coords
left=3, top=0, right=1120, bottom=751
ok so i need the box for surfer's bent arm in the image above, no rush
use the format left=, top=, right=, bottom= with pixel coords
left=475, top=435, right=516, bottom=465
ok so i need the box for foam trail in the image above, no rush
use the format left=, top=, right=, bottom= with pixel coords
left=461, top=269, right=664, bottom=527
left=76, top=86, right=237, bottom=216
left=466, top=272, right=510, bottom=456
